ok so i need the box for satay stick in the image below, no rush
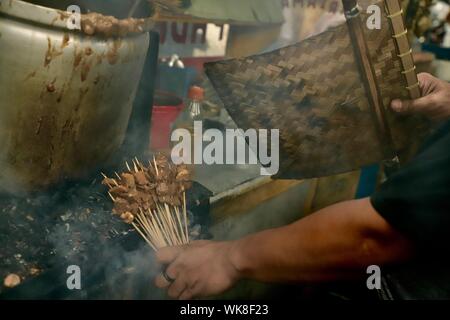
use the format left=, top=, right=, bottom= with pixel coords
left=153, top=156, right=159, bottom=176
left=132, top=159, right=139, bottom=173
left=174, top=206, right=187, bottom=244
left=183, top=192, right=189, bottom=242
left=135, top=210, right=162, bottom=248
left=147, top=209, right=166, bottom=248
left=158, top=203, right=178, bottom=245
left=101, top=173, right=113, bottom=188
left=108, top=192, right=116, bottom=202
left=132, top=222, right=157, bottom=251
left=159, top=203, right=179, bottom=245
left=139, top=209, right=164, bottom=247
left=153, top=208, right=174, bottom=246
left=165, top=204, right=183, bottom=245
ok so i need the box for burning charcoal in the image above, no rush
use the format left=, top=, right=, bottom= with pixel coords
left=4, top=273, right=21, bottom=288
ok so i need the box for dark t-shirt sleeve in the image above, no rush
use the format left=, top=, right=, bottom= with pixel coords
left=371, top=122, right=450, bottom=250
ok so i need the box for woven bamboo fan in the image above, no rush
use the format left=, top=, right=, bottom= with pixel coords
left=205, top=0, right=429, bottom=179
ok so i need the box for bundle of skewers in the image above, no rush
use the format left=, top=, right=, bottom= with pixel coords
left=101, top=154, right=192, bottom=251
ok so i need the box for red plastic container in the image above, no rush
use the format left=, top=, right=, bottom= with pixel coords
left=150, top=91, right=184, bottom=151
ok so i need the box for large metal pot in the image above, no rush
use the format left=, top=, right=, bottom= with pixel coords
left=0, top=0, right=153, bottom=193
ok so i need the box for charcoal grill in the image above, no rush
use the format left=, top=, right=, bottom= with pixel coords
left=0, top=180, right=212, bottom=300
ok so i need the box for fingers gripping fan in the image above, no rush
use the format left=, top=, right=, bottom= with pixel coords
left=205, top=0, right=429, bottom=179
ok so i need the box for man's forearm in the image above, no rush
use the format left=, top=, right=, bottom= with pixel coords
left=229, top=198, right=413, bottom=283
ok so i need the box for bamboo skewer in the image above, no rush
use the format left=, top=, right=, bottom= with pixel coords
left=125, top=161, right=132, bottom=172
left=165, top=204, right=183, bottom=245
left=108, top=192, right=116, bottom=202
left=153, top=156, right=159, bottom=176
left=132, top=222, right=157, bottom=251
left=132, top=159, right=139, bottom=173
left=152, top=208, right=171, bottom=245
left=183, top=192, right=189, bottom=243
left=160, top=203, right=179, bottom=244
left=174, top=206, right=187, bottom=244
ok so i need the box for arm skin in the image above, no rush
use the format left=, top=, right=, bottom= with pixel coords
left=155, top=198, right=414, bottom=299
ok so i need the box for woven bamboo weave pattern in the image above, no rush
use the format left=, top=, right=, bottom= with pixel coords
left=205, top=3, right=427, bottom=179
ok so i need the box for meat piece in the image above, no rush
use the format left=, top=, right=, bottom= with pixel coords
left=151, top=193, right=159, bottom=203
left=121, top=173, right=136, bottom=189
left=145, top=200, right=156, bottom=210
left=168, top=183, right=179, bottom=195
left=155, top=168, right=171, bottom=181
left=4, top=274, right=21, bottom=288
left=137, top=184, right=151, bottom=192
left=134, top=171, right=148, bottom=186
left=120, top=211, right=134, bottom=224
left=102, top=177, right=117, bottom=187
left=109, top=185, right=128, bottom=197
left=136, top=190, right=152, bottom=203
left=176, top=167, right=191, bottom=181
left=129, top=203, right=139, bottom=214
left=113, top=198, right=129, bottom=215
left=156, top=182, right=169, bottom=195
left=158, top=195, right=170, bottom=204
left=181, top=181, right=192, bottom=191
left=155, top=154, right=169, bottom=167
left=167, top=196, right=181, bottom=207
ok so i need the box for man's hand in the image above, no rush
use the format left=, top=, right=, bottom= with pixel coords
left=154, top=240, right=241, bottom=300
left=391, top=73, right=450, bottom=122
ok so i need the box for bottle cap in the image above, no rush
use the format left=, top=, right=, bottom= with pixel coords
left=188, top=86, right=204, bottom=101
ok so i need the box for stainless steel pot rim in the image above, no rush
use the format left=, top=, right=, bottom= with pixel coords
left=0, top=0, right=81, bottom=31
left=0, top=0, right=153, bottom=36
